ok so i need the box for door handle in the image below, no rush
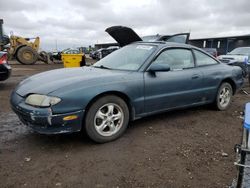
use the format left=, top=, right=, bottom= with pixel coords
left=192, top=74, right=200, bottom=79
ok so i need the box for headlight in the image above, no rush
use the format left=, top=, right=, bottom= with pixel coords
left=25, top=94, right=61, bottom=107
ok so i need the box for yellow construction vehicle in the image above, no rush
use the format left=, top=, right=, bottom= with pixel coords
left=8, top=35, right=40, bottom=65
left=0, top=19, right=50, bottom=65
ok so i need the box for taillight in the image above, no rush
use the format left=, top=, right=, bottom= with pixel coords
left=0, top=54, right=7, bottom=64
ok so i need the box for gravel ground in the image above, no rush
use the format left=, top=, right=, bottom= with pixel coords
left=0, top=60, right=249, bottom=188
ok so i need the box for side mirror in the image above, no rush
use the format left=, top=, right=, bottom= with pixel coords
left=148, top=64, right=170, bottom=72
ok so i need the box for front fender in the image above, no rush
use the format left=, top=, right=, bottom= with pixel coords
left=50, top=73, right=144, bottom=115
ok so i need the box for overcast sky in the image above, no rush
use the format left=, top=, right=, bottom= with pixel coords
left=1, top=0, right=250, bottom=51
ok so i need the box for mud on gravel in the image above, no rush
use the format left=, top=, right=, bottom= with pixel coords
left=0, top=61, right=249, bottom=188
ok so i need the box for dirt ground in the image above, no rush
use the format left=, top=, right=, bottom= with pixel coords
left=0, top=60, right=249, bottom=188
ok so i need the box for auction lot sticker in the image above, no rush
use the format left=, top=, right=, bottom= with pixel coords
left=136, top=45, right=153, bottom=50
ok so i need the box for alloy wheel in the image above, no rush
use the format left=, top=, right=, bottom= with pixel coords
left=94, top=103, right=124, bottom=137
left=219, top=87, right=231, bottom=108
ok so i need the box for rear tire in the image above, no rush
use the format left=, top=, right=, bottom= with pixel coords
left=85, top=95, right=129, bottom=143
left=215, top=82, right=233, bottom=110
left=16, top=46, right=38, bottom=65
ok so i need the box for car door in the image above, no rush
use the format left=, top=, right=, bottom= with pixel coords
left=192, top=49, right=222, bottom=102
left=144, top=48, right=204, bottom=113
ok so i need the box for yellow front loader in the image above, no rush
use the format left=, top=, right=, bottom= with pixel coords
left=9, top=35, right=45, bottom=65
left=1, top=19, right=50, bottom=65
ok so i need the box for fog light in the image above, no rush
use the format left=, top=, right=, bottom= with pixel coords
left=63, top=115, right=78, bottom=121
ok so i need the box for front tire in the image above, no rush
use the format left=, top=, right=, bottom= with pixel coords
left=16, top=46, right=38, bottom=65
left=215, top=82, right=233, bottom=110
left=85, top=95, right=129, bottom=143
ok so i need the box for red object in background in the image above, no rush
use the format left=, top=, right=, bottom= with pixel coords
left=0, top=53, right=7, bottom=64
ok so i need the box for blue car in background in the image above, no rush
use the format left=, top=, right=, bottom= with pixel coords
left=10, top=26, right=244, bottom=143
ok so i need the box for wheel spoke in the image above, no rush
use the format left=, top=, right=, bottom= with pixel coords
left=97, top=121, right=108, bottom=131
left=225, top=95, right=230, bottom=102
left=96, top=110, right=106, bottom=120
left=220, top=98, right=225, bottom=104
left=222, top=88, right=226, bottom=94
left=113, top=112, right=122, bottom=121
left=108, top=122, right=116, bottom=132
left=107, top=105, right=114, bottom=115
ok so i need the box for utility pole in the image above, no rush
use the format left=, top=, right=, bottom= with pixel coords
left=55, top=39, right=58, bottom=51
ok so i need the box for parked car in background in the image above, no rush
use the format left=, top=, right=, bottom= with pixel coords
left=202, top=48, right=218, bottom=57
left=96, top=48, right=106, bottom=60
left=0, top=51, right=11, bottom=81
left=89, top=49, right=96, bottom=59
left=62, top=49, right=81, bottom=54
left=51, top=48, right=84, bottom=61
left=98, top=46, right=119, bottom=60
left=78, top=47, right=88, bottom=54
left=218, top=47, right=250, bottom=77
left=51, top=48, right=71, bottom=61
left=91, top=47, right=119, bottom=60
left=11, top=37, right=244, bottom=143
left=90, top=48, right=104, bottom=60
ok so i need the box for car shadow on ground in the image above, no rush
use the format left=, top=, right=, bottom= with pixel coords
left=129, top=104, right=212, bottom=128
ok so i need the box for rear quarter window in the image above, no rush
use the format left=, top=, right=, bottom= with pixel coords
left=193, top=49, right=218, bottom=66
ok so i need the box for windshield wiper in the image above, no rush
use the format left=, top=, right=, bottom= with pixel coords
left=93, top=65, right=111, bottom=69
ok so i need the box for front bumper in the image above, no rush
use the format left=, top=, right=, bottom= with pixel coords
left=10, top=91, right=84, bottom=134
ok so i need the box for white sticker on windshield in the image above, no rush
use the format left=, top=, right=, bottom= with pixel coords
left=136, top=45, right=153, bottom=50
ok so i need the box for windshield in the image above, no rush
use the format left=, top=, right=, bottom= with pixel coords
left=94, top=44, right=156, bottom=71
left=229, top=47, right=250, bottom=55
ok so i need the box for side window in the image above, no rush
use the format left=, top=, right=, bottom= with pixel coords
left=193, top=49, right=218, bottom=66
left=152, top=49, right=194, bottom=70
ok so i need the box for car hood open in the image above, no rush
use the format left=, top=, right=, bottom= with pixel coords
left=15, top=66, right=130, bottom=97
left=105, top=26, right=142, bottom=47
